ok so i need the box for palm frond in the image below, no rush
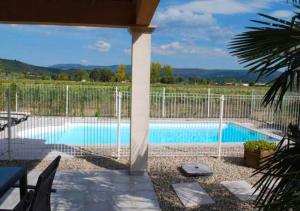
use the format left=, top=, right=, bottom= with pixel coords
left=229, top=8, right=300, bottom=210
left=229, top=12, right=300, bottom=108
left=253, top=124, right=300, bottom=210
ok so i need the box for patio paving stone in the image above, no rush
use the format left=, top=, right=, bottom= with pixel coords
left=0, top=170, right=161, bottom=211
left=172, top=182, right=215, bottom=208
left=221, top=180, right=259, bottom=201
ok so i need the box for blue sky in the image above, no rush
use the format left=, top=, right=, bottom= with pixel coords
left=0, top=0, right=295, bottom=69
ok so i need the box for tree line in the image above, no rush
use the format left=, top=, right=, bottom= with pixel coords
left=55, top=63, right=181, bottom=84
left=1, top=62, right=217, bottom=85
left=55, top=64, right=129, bottom=82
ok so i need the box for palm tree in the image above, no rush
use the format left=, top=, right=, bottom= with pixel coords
left=229, top=3, right=300, bottom=211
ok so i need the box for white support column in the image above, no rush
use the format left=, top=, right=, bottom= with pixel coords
left=129, top=27, right=154, bottom=173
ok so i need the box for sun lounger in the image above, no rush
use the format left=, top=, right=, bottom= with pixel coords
left=0, top=112, right=30, bottom=125
left=0, top=117, right=19, bottom=125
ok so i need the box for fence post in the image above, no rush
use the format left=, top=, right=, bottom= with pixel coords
left=65, top=85, right=69, bottom=116
left=162, top=88, right=166, bottom=118
left=117, top=92, right=122, bottom=159
left=7, top=89, right=12, bottom=161
left=207, top=88, right=211, bottom=118
left=115, top=87, right=118, bottom=117
left=15, top=89, right=18, bottom=112
left=218, top=95, right=224, bottom=159
left=250, top=89, right=254, bottom=119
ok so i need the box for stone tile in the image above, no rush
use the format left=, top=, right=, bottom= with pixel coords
left=221, top=180, right=259, bottom=201
left=112, top=181, right=154, bottom=193
left=111, top=170, right=130, bottom=176
left=0, top=170, right=161, bottom=211
left=113, top=194, right=160, bottom=210
left=112, top=175, right=150, bottom=185
left=51, top=199, right=87, bottom=211
left=113, top=190, right=157, bottom=200
left=172, top=183, right=215, bottom=208
left=82, top=201, right=115, bottom=211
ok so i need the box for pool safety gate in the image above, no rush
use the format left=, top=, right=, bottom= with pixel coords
left=0, top=84, right=299, bottom=160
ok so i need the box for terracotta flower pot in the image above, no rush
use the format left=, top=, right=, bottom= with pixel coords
left=244, top=149, right=274, bottom=169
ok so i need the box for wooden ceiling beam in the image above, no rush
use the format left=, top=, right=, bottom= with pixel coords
left=136, top=0, right=160, bottom=26
left=0, top=0, right=137, bottom=28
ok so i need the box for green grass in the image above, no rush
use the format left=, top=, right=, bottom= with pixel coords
left=0, top=79, right=269, bottom=95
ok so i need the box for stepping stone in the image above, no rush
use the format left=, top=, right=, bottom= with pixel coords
left=181, top=163, right=213, bottom=176
left=172, top=183, right=215, bottom=208
left=221, top=180, right=259, bottom=201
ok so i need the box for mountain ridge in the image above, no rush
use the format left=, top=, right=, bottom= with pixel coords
left=0, top=58, right=280, bottom=83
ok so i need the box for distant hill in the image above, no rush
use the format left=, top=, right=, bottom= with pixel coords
left=49, top=64, right=120, bottom=73
left=0, top=58, right=59, bottom=74
left=172, top=68, right=280, bottom=83
left=0, top=58, right=280, bottom=83
left=50, top=64, right=110, bottom=71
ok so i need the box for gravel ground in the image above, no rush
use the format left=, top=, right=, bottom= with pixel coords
left=148, top=156, right=260, bottom=211
left=0, top=156, right=129, bottom=171
left=0, top=156, right=260, bottom=211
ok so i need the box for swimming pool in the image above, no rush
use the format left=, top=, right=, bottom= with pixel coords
left=18, top=122, right=277, bottom=145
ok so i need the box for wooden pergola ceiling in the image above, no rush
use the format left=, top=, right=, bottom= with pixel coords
left=0, top=0, right=160, bottom=28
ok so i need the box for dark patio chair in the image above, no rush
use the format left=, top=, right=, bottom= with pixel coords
left=0, top=123, right=7, bottom=131
left=13, top=156, right=61, bottom=211
left=29, top=155, right=61, bottom=211
left=0, top=190, right=34, bottom=211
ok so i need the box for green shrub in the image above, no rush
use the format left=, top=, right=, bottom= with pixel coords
left=244, top=140, right=277, bottom=153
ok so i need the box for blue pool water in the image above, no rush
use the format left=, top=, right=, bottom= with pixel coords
left=24, top=122, right=277, bottom=145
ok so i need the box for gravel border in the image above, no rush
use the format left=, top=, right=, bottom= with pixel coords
left=0, top=156, right=129, bottom=171
left=148, top=156, right=260, bottom=211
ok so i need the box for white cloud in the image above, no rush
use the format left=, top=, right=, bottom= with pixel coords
left=153, top=0, right=279, bottom=43
left=155, top=0, right=275, bottom=27
left=172, top=0, right=272, bottom=15
left=270, top=10, right=294, bottom=19
left=153, top=42, right=228, bottom=57
left=80, top=59, right=88, bottom=64
left=88, top=41, right=111, bottom=52
left=155, top=8, right=216, bottom=27
left=153, top=42, right=183, bottom=55
left=154, top=0, right=251, bottom=43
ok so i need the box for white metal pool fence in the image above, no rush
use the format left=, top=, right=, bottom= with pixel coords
left=0, top=84, right=299, bottom=160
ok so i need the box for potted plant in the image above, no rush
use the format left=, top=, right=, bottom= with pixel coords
left=244, top=140, right=276, bottom=169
